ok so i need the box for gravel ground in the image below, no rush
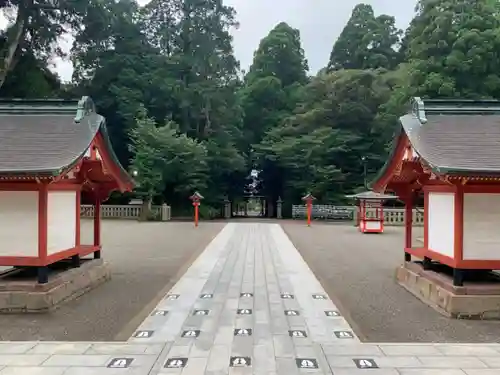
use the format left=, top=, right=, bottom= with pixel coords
left=0, top=220, right=224, bottom=341
left=282, top=221, right=500, bottom=343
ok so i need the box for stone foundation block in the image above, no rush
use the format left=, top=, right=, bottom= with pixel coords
left=395, top=263, right=500, bottom=319
left=0, top=259, right=111, bottom=313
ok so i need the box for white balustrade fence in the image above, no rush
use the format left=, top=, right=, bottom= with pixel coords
left=291, top=204, right=423, bottom=226
left=81, top=204, right=171, bottom=221
left=80, top=203, right=422, bottom=225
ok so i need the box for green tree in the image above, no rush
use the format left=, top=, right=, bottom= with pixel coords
left=245, top=22, right=308, bottom=88
left=239, top=22, right=309, bottom=211
left=327, top=4, right=402, bottom=71
left=129, top=106, right=208, bottom=219
left=405, top=0, right=500, bottom=98
left=257, top=69, right=394, bottom=204
left=72, top=0, right=172, bottom=167
left=0, top=0, right=94, bottom=88
left=0, top=47, right=61, bottom=98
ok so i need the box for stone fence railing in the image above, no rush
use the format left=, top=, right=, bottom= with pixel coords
left=80, top=203, right=423, bottom=225
left=81, top=204, right=171, bottom=221
left=291, top=205, right=424, bottom=226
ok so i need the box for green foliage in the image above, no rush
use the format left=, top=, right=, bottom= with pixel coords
left=129, top=106, right=208, bottom=203
left=404, top=0, right=500, bottom=98
left=3, top=0, right=500, bottom=216
left=327, top=4, right=402, bottom=71
left=256, top=69, right=393, bottom=203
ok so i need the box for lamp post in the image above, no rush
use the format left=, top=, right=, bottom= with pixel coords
left=301, top=192, right=316, bottom=227
left=189, top=191, right=204, bottom=227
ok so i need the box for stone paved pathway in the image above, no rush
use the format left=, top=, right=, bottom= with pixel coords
left=0, top=223, right=500, bottom=374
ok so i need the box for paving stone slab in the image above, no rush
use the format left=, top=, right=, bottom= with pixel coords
left=3, top=224, right=500, bottom=375
left=0, top=367, right=66, bottom=375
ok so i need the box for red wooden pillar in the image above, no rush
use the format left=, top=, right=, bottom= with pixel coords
left=404, top=192, right=413, bottom=262
left=94, top=196, right=101, bottom=259
left=453, top=185, right=465, bottom=286
left=75, top=189, right=81, bottom=247
left=37, top=183, right=49, bottom=284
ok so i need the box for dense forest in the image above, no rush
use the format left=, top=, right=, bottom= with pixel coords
left=1, top=0, right=500, bottom=217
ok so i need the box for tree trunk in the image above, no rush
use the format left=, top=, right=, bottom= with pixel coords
left=0, top=6, right=27, bottom=89
left=139, top=197, right=152, bottom=221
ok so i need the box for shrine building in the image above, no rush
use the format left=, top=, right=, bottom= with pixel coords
left=371, top=97, right=500, bottom=288
left=0, top=97, right=134, bottom=284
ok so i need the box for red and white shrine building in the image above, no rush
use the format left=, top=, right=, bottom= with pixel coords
left=371, top=97, right=500, bottom=286
left=0, top=97, right=134, bottom=283
left=346, top=191, right=398, bottom=233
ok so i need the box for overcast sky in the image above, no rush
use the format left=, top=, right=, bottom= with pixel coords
left=9, top=0, right=418, bottom=81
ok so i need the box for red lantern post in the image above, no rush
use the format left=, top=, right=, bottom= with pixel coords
left=301, top=192, right=316, bottom=226
left=189, top=191, right=204, bottom=227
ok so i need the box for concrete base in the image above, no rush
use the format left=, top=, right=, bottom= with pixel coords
left=0, top=259, right=111, bottom=313
left=396, top=262, right=500, bottom=320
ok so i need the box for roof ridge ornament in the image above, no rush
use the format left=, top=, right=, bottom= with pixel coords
left=412, top=97, right=427, bottom=124
left=74, top=96, right=96, bottom=123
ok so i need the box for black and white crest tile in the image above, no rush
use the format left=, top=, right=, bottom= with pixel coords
left=289, top=330, right=307, bottom=338
left=165, top=294, right=179, bottom=300
left=230, top=356, right=251, bottom=367
left=107, top=358, right=134, bottom=368
left=234, top=328, right=252, bottom=336
left=280, top=293, right=294, bottom=299
left=151, top=310, right=168, bottom=316
left=181, top=330, right=200, bottom=337
left=200, top=293, right=213, bottom=299
left=296, top=358, right=318, bottom=369
left=334, top=330, right=354, bottom=339
left=237, top=308, right=252, bottom=315
left=354, top=358, right=378, bottom=369
left=312, top=294, right=327, bottom=299
left=164, top=358, right=188, bottom=368
left=192, top=309, right=209, bottom=316
left=132, top=330, right=154, bottom=338
left=240, top=292, right=253, bottom=297
left=325, top=310, right=340, bottom=317
left=284, top=310, right=300, bottom=316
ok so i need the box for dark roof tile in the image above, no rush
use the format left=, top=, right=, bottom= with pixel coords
left=0, top=113, right=100, bottom=174
left=401, top=97, right=500, bottom=174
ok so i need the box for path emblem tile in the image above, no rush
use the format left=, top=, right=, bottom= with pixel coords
left=240, top=293, right=253, bottom=297
left=334, top=330, right=354, bottom=339
left=296, top=358, right=318, bottom=369
left=132, top=330, right=154, bottom=338
left=165, top=358, right=187, bottom=368
left=234, top=328, right=252, bottom=336
left=289, top=330, right=307, bottom=337
left=151, top=310, right=168, bottom=316
left=325, top=310, right=340, bottom=317
left=312, top=294, right=327, bottom=299
left=193, top=309, right=209, bottom=315
left=284, top=310, right=300, bottom=316
left=107, top=358, right=134, bottom=368
left=237, top=308, right=252, bottom=315
left=165, top=294, right=179, bottom=300
left=354, top=359, right=378, bottom=369
left=200, top=294, right=213, bottom=299
left=181, top=330, right=200, bottom=337
left=230, top=356, right=251, bottom=367
left=281, top=293, right=294, bottom=299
